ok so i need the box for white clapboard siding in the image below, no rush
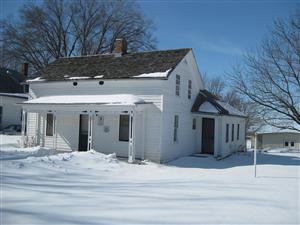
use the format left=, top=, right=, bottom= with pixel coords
left=0, top=96, right=24, bottom=129
left=159, top=52, right=204, bottom=162
left=55, top=114, right=79, bottom=152
left=220, top=115, right=246, bottom=157
left=30, top=79, right=164, bottom=110
left=26, top=112, right=37, bottom=137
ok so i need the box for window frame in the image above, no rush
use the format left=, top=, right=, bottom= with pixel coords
left=192, top=118, right=196, bottom=130
left=46, top=113, right=54, bottom=136
left=231, top=124, right=234, bottom=142
left=173, top=115, right=179, bottom=143
left=226, top=124, right=229, bottom=143
left=284, top=141, right=289, bottom=147
left=119, top=114, right=130, bottom=142
left=188, top=80, right=192, bottom=99
left=290, top=141, right=295, bottom=147
left=0, top=106, right=2, bottom=125
left=175, top=74, right=180, bottom=96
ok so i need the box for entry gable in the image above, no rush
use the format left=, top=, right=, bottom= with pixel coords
left=192, top=89, right=246, bottom=117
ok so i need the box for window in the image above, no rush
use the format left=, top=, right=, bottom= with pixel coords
left=192, top=118, right=196, bottom=130
left=46, top=113, right=54, bottom=136
left=23, top=84, right=29, bottom=93
left=237, top=124, right=240, bottom=140
left=188, top=80, right=192, bottom=99
left=174, top=115, right=179, bottom=142
left=284, top=141, right=289, bottom=147
left=231, top=124, right=234, bottom=142
left=226, top=124, right=229, bottom=143
left=0, top=106, right=2, bottom=125
left=291, top=141, right=295, bottom=147
left=175, top=75, right=180, bottom=96
left=119, top=115, right=129, bottom=141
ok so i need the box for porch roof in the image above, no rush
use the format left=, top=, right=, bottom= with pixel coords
left=23, top=94, right=145, bottom=106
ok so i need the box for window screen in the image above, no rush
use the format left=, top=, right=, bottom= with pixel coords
left=119, top=115, right=129, bottom=141
left=226, top=124, right=229, bottom=143
left=192, top=118, right=196, bottom=130
left=231, top=124, right=234, bottom=142
left=46, top=113, right=54, bottom=136
left=0, top=106, right=2, bottom=125
left=188, top=80, right=192, bottom=99
left=174, top=115, right=179, bottom=142
left=175, top=75, right=180, bottom=96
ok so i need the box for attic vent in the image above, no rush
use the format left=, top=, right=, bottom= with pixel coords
left=99, top=81, right=104, bottom=85
left=73, top=81, right=78, bottom=86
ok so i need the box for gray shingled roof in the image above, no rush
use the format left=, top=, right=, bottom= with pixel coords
left=35, top=48, right=191, bottom=81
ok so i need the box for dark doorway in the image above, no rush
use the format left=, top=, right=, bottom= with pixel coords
left=202, top=118, right=215, bottom=154
left=78, top=114, right=89, bottom=151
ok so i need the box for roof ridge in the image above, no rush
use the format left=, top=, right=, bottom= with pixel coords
left=57, top=48, right=192, bottom=60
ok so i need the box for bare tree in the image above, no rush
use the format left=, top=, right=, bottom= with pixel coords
left=202, top=74, right=226, bottom=98
left=203, top=74, right=263, bottom=132
left=0, top=0, right=156, bottom=72
left=230, top=11, right=300, bottom=131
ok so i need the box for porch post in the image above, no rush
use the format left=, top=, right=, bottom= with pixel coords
left=128, top=109, right=135, bottom=163
left=35, top=113, right=41, bottom=146
left=88, top=112, right=93, bottom=151
left=53, top=111, right=57, bottom=149
left=21, top=109, right=26, bottom=148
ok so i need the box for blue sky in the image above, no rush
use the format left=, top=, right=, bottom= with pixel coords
left=1, top=0, right=299, bottom=77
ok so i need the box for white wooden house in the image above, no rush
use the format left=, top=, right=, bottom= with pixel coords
left=0, top=67, right=28, bottom=130
left=22, top=39, right=246, bottom=163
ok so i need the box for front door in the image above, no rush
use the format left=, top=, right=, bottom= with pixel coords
left=202, top=118, right=215, bottom=154
left=78, top=114, right=89, bottom=151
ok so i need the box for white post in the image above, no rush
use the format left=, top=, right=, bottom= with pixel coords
left=35, top=113, right=39, bottom=146
left=21, top=109, right=26, bottom=147
left=254, top=133, right=257, bottom=178
left=128, top=110, right=135, bottom=163
left=88, top=112, right=93, bottom=151
left=141, top=112, right=145, bottom=160
left=53, top=112, right=57, bottom=149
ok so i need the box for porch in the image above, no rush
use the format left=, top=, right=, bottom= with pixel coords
left=21, top=95, right=149, bottom=163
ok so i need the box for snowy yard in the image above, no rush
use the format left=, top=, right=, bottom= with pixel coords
left=1, top=135, right=299, bottom=224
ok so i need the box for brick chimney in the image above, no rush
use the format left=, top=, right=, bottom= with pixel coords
left=114, top=38, right=127, bottom=55
left=21, top=63, right=29, bottom=77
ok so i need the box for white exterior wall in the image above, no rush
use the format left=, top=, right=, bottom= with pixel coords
left=259, top=133, right=300, bottom=149
left=160, top=51, right=204, bottom=162
left=28, top=79, right=163, bottom=161
left=0, top=96, right=24, bottom=129
left=193, top=114, right=221, bottom=157
left=219, top=115, right=246, bottom=157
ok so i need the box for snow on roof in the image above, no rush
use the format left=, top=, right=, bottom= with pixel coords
left=256, top=125, right=300, bottom=134
left=133, top=69, right=171, bottom=78
left=23, top=94, right=145, bottom=105
left=94, top=75, right=104, bottom=79
left=26, top=77, right=45, bottom=82
left=197, top=100, right=246, bottom=117
left=216, top=101, right=246, bottom=117
left=0, top=92, right=28, bottom=99
left=68, top=76, right=91, bottom=80
left=198, top=101, right=219, bottom=113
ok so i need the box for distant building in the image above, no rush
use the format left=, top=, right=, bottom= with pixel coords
left=0, top=65, right=28, bottom=129
left=251, top=125, right=300, bottom=149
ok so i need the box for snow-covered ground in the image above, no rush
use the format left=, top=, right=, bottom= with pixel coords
left=1, top=135, right=299, bottom=224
